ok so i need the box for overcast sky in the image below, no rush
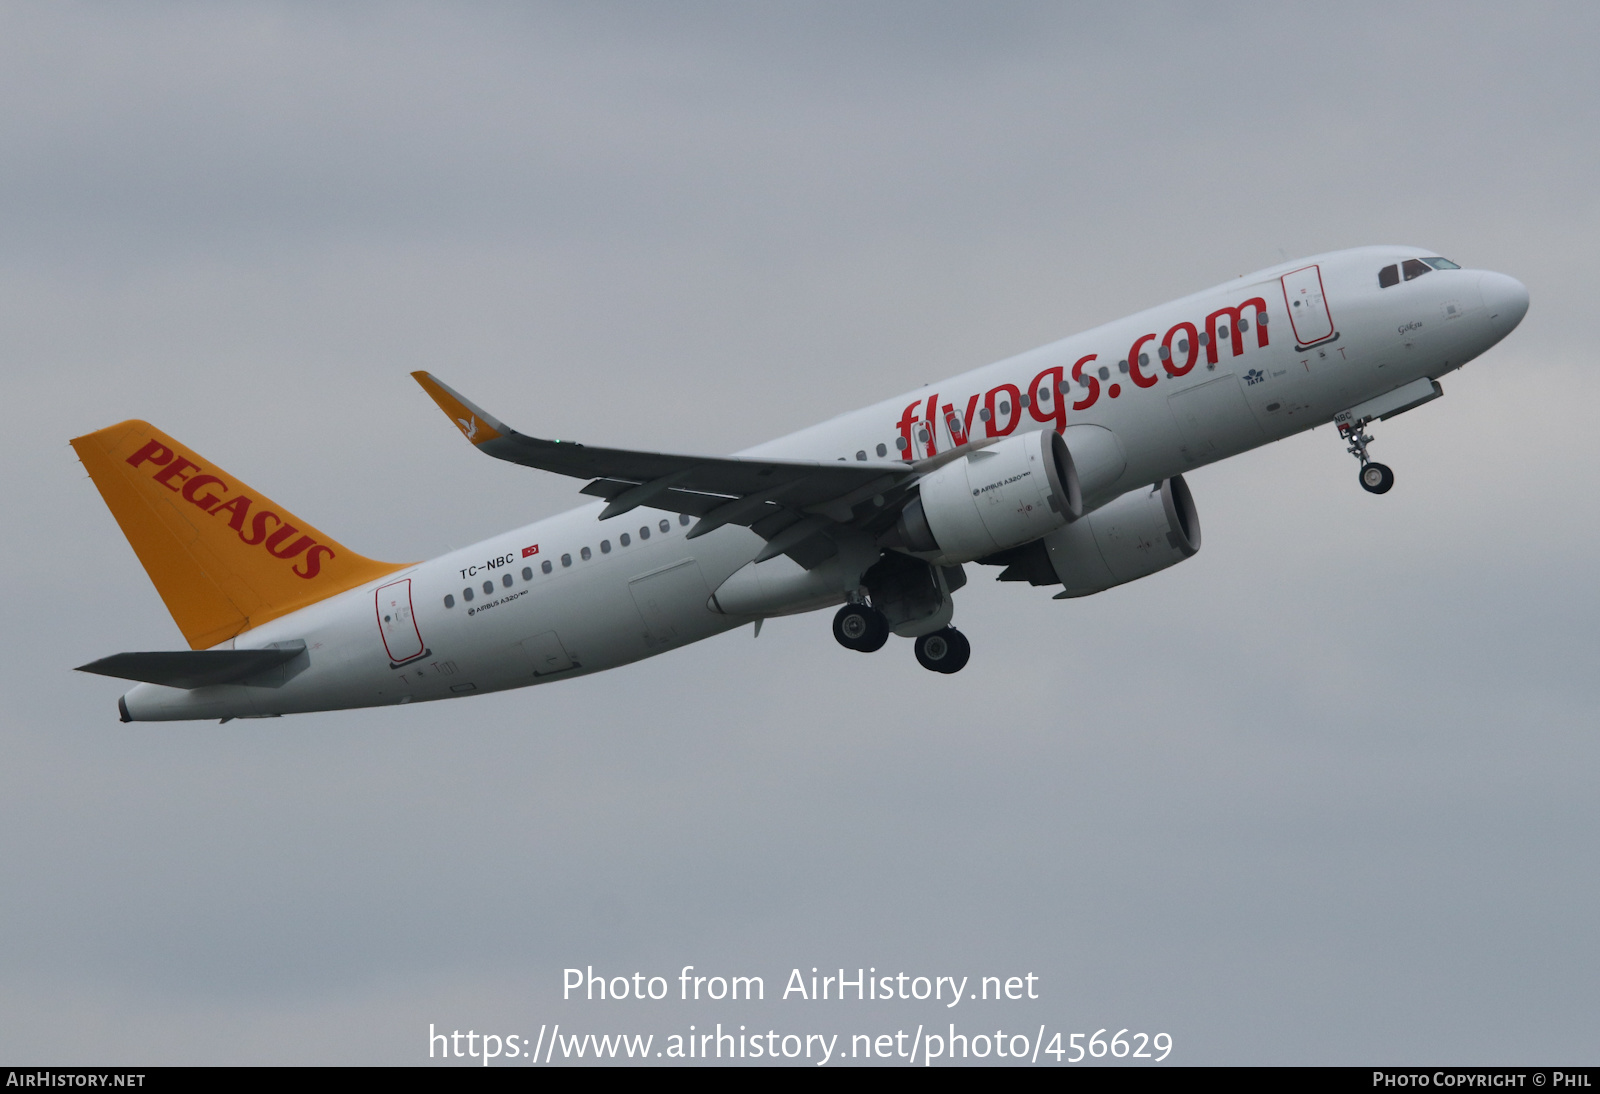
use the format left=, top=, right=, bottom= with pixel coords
left=3, top=1, right=1597, bottom=1065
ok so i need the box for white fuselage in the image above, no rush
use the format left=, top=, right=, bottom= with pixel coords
left=120, top=246, right=1529, bottom=720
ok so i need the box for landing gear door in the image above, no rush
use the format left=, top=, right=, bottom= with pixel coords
left=376, top=578, right=427, bottom=665
left=1281, top=264, right=1335, bottom=347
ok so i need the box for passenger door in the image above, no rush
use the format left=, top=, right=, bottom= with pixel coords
left=376, top=578, right=426, bottom=665
left=1281, top=265, right=1336, bottom=348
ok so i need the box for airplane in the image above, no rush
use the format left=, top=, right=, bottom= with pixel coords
left=72, top=246, right=1528, bottom=722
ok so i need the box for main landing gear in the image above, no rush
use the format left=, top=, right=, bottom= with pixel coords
left=1340, top=418, right=1395, bottom=495
left=831, top=603, right=970, bottom=673
left=914, top=627, right=970, bottom=674
left=832, top=602, right=889, bottom=653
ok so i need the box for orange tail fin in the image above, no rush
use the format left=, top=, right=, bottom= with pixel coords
left=71, top=421, right=407, bottom=650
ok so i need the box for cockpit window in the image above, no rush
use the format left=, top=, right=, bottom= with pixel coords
left=1421, top=257, right=1460, bottom=270
left=1378, top=264, right=1399, bottom=288
left=1401, top=258, right=1432, bottom=281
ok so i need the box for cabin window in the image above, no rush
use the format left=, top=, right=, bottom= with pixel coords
left=895, top=437, right=909, bottom=451
left=876, top=443, right=888, bottom=456
left=502, top=573, right=513, bottom=588
left=462, top=587, right=473, bottom=602
left=997, top=402, right=1010, bottom=416
left=600, top=540, right=611, bottom=554
left=482, top=581, right=493, bottom=595
left=542, top=560, right=553, bottom=574
left=978, top=407, right=992, bottom=421
left=620, top=533, right=631, bottom=547
left=659, top=519, right=671, bottom=533
left=444, top=594, right=455, bottom=609
left=1097, top=366, right=1110, bottom=380
left=639, top=526, right=650, bottom=540
left=680, top=514, right=691, bottom=525
left=561, top=553, right=572, bottom=567
left=522, top=566, right=533, bottom=581
left=1378, top=264, right=1399, bottom=288
left=1402, top=258, right=1432, bottom=281
left=580, top=546, right=592, bottom=561
left=856, top=450, right=866, bottom=461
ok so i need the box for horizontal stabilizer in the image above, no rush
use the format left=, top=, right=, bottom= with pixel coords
left=77, top=647, right=303, bottom=690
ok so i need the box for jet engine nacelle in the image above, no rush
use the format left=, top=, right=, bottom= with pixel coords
left=1045, top=475, right=1200, bottom=597
left=891, top=429, right=1082, bottom=565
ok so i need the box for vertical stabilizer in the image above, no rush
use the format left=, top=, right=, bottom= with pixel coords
left=71, top=420, right=407, bottom=649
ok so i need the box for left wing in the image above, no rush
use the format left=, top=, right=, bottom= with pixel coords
left=412, top=372, right=922, bottom=566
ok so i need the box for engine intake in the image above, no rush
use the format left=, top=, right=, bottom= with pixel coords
left=889, top=429, right=1082, bottom=565
left=1043, top=475, right=1199, bottom=597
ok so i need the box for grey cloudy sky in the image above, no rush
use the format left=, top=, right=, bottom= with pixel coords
left=2, top=1, right=1596, bottom=1065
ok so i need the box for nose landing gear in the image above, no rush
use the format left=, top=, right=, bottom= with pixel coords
left=1340, top=419, right=1395, bottom=495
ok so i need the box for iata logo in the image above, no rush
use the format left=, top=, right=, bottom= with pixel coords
left=1244, top=368, right=1265, bottom=386
left=124, top=439, right=334, bottom=579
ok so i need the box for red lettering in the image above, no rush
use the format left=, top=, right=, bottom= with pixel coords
left=295, top=543, right=334, bottom=579
left=1205, top=298, right=1269, bottom=364
left=181, top=473, right=227, bottom=511
left=896, top=401, right=922, bottom=462
left=1071, top=354, right=1099, bottom=411
left=150, top=456, right=200, bottom=490
left=1163, top=322, right=1199, bottom=376
left=263, top=525, right=315, bottom=560
left=211, top=494, right=251, bottom=532
left=125, top=440, right=173, bottom=470
left=1126, top=335, right=1158, bottom=389
left=923, top=395, right=940, bottom=456
left=1028, top=365, right=1067, bottom=432
left=940, top=401, right=966, bottom=444
left=242, top=509, right=281, bottom=546
left=984, top=385, right=1021, bottom=437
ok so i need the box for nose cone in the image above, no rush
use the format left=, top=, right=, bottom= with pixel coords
left=1479, top=271, right=1530, bottom=335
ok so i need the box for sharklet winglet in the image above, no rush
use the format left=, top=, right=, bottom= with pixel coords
left=411, top=372, right=509, bottom=446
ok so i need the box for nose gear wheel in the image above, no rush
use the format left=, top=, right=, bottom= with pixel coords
left=1360, top=462, right=1394, bottom=494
